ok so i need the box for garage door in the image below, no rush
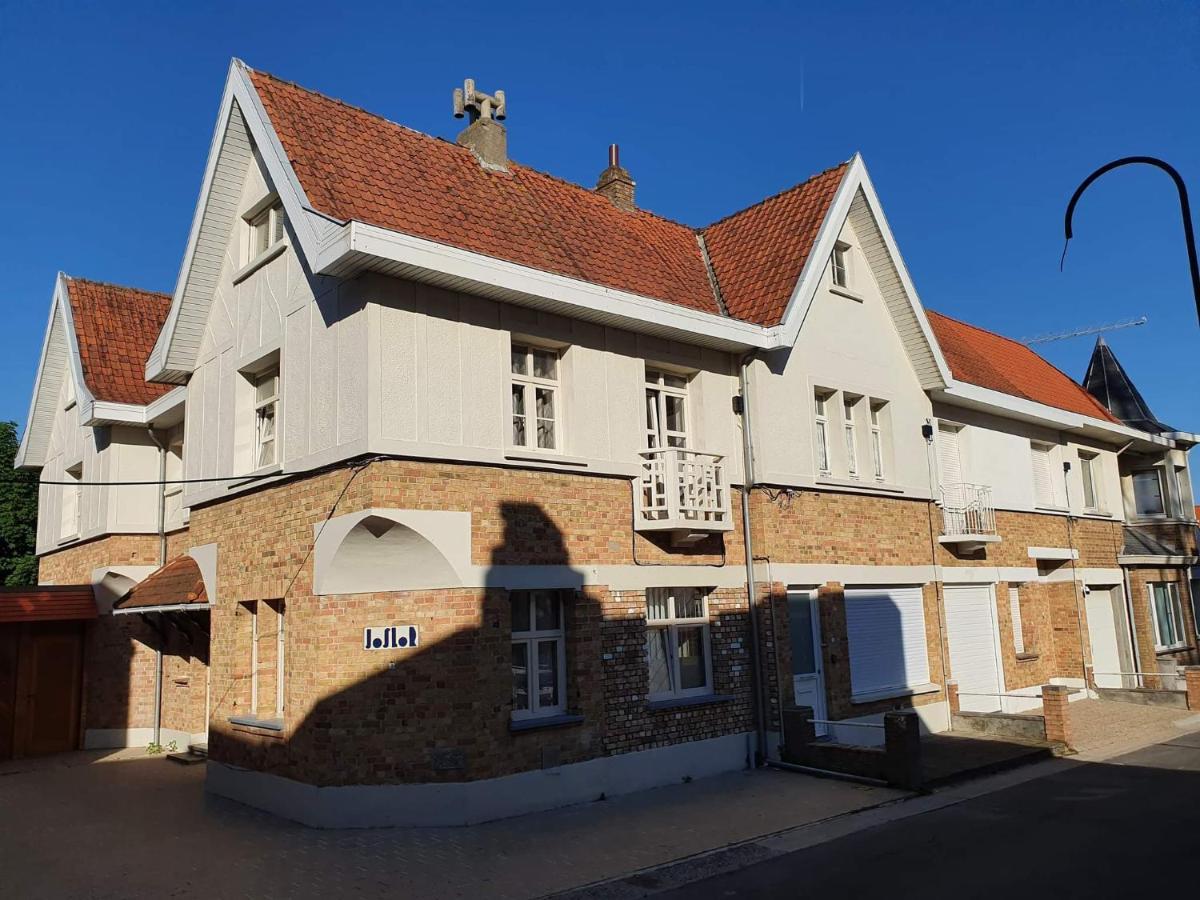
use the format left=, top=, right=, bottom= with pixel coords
left=944, top=584, right=1004, bottom=713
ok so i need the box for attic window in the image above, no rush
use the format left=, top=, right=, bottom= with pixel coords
left=831, top=242, right=850, bottom=289
left=245, top=199, right=287, bottom=263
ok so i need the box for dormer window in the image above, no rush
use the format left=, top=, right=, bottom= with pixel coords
left=245, top=199, right=287, bottom=264
left=831, top=242, right=850, bottom=289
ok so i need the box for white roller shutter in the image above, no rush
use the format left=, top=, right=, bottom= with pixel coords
left=944, top=584, right=1003, bottom=712
left=1031, top=443, right=1054, bottom=507
left=938, top=424, right=962, bottom=490
left=844, top=586, right=931, bottom=698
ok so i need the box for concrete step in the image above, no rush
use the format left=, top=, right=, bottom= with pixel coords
left=188, top=742, right=208, bottom=758
left=166, top=751, right=207, bottom=765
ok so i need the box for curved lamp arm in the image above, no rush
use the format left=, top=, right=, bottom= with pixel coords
left=1063, top=156, right=1200, bottom=326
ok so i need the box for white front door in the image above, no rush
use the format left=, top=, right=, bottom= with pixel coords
left=944, top=584, right=1005, bottom=713
left=788, top=589, right=827, bottom=737
left=1086, top=587, right=1126, bottom=689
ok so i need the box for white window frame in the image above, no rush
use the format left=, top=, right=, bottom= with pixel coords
left=646, top=587, right=714, bottom=701
left=245, top=199, right=287, bottom=265
left=814, top=389, right=832, bottom=476
left=869, top=400, right=887, bottom=481
left=843, top=395, right=860, bottom=479
left=1079, top=451, right=1102, bottom=512
left=253, top=368, right=279, bottom=469
left=1132, top=468, right=1167, bottom=518
left=510, top=590, right=567, bottom=721
left=830, top=241, right=850, bottom=289
left=59, top=463, right=82, bottom=540
left=510, top=342, right=561, bottom=452
left=645, top=368, right=690, bottom=450
left=1148, top=582, right=1187, bottom=652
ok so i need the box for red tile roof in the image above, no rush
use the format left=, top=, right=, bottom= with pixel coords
left=926, top=311, right=1119, bottom=422
left=0, top=585, right=97, bottom=624
left=113, top=555, right=208, bottom=612
left=65, top=277, right=173, bottom=405
left=249, top=70, right=721, bottom=315
left=702, top=163, right=850, bottom=325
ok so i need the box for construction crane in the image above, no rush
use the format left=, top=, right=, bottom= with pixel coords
left=1020, top=316, right=1147, bottom=346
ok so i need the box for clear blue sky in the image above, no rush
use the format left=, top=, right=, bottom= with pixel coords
left=0, top=1, right=1196, bottom=430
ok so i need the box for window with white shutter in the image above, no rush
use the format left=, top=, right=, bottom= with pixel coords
left=1009, top=586, right=1027, bottom=654
left=844, top=586, right=931, bottom=699
left=1030, top=442, right=1055, bottom=507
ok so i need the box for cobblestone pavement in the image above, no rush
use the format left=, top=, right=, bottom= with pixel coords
left=0, top=755, right=900, bottom=899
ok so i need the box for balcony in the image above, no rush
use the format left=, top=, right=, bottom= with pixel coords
left=939, top=482, right=1000, bottom=552
left=637, top=448, right=733, bottom=543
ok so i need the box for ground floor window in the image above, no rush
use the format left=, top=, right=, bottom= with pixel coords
left=1008, top=585, right=1030, bottom=654
left=843, top=586, right=930, bottom=699
left=1149, top=582, right=1187, bottom=651
left=511, top=590, right=566, bottom=720
left=646, top=587, right=712, bottom=700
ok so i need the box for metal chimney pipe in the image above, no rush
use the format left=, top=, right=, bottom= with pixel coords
left=608, top=143, right=619, bottom=168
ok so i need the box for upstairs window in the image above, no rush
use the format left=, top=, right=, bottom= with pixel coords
left=59, top=463, right=82, bottom=539
left=1030, top=442, right=1055, bottom=507
left=1133, top=469, right=1166, bottom=517
left=253, top=369, right=279, bottom=468
left=869, top=400, right=887, bottom=481
left=830, top=242, right=850, bottom=288
left=843, top=395, right=860, bottom=478
left=247, top=200, right=287, bottom=262
left=511, top=344, right=559, bottom=451
left=1079, top=451, right=1102, bottom=511
left=814, top=389, right=833, bottom=475
left=645, top=369, right=689, bottom=450
left=1009, top=585, right=1030, bottom=654
left=511, top=590, right=566, bottom=720
left=646, top=587, right=712, bottom=700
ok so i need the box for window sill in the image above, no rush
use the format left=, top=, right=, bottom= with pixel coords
left=509, top=713, right=584, bottom=733
left=1155, top=645, right=1192, bottom=656
left=648, top=693, right=736, bottom=711
left=815, top=476, right=906, bottom=495
left=1034, top=504, right=1070, bottom=514
left=850, top=682, right=940, bottom=705
left=1015, top=652, right=1040, bottom=662
left=829, top=285, right=866, bottom=303
left=232, top=241, right=287, bottom=285
left=228, top=715, right=284, bottom=732
left=503, top=450, right=590, bottom=468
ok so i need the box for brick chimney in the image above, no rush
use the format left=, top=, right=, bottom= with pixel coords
left=596, top=144, right=636, bottom=211
left=454, top=78, right=508, bottom=171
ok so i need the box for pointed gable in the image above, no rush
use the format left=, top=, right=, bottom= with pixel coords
left=927, top=310, right=1119, bottom=422
left=1082, top=337, right=1173, bottom=433
left=701, top=163, right=849, bottom=325
left=64, top=277, right=172, bottom=405
left=248, top=69, right=721, bottom=316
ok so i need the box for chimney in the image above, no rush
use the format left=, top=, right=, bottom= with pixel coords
left=453, top=78, right=508, bottom=171
left=596, top=144, right=636, bottom=211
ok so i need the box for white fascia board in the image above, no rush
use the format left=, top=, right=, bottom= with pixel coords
left=84, top=387, right=186, bottom=427
left=935, top=382, right=1176, bottom=449
left=328, top=222, right=772, bottom=351
left=19, top=274, right=94, bottom=468
left=768, top=154, right=953, bottom=385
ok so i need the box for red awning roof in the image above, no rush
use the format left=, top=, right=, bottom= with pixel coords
left=0, top=585, right=98, bottom=624
left=113, top=555, right=208, bottom=613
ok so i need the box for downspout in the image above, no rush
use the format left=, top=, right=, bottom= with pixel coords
left=738, top=354, right=768, bottom=764
left=146, top=427, right=168, bottom=747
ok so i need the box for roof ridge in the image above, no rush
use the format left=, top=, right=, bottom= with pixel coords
left=246, top=65, right=699, bottom=233
left=701, top=159, right=853, bottom=233
left=64, top=274, right=171, bottom=300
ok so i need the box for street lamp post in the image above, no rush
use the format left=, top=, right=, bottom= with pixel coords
left=1062, top=156, right=1200, bottom=326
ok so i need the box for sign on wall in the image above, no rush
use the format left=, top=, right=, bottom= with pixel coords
left=363, top=625, right=419, bottom=650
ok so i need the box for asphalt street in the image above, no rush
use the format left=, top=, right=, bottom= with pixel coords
left=659, top=730, right=1200, bottom=899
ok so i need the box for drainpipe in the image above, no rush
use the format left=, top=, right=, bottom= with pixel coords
left=738, top=354, right=768, bottom=764
left=146, top=428, right=168, bottom=746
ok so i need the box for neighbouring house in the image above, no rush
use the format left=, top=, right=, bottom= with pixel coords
left=1083, top=337, right=1199, bottom=688
left=13, top=61, right=1195, bottom=824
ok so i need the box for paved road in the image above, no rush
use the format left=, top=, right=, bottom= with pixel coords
left=659, top=731, right=1200, bottom=899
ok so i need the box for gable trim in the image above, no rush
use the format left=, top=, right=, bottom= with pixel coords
left=769, top=154, right=952, bottom=387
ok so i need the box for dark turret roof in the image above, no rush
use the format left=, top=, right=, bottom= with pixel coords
left=1082, top=337, right=1175, bottom=433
